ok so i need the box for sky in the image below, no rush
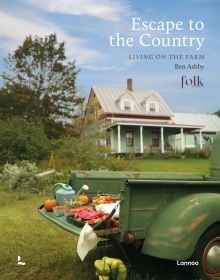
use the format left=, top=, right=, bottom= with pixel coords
left=0, top=0, right=219, bottom=114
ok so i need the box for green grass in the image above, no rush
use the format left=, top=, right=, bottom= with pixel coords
left=39, top=157, right=210, bottom=175
left=0, top=191, right=102, bottom=280
left=128, top=158, right=209, bottom=174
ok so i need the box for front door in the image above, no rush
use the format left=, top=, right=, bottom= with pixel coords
left=151, top=131, right=160, bottom=151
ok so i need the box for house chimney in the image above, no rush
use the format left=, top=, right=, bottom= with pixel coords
left=127, top=78, right=133, bottom=91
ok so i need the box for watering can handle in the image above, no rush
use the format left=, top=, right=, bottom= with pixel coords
left=52, top=183, right=73, bottom=198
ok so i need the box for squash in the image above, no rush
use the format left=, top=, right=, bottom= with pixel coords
left=44, top=199, right=58, bottom=211
left=77, top=194, right=89, bottom=205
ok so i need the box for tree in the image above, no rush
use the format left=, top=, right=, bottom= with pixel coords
left=1, top=34, right=83, bottom=135
left=0, top=118, right=50, bottom=163
left=0, top=85, right=40, bottom=121
left=65, top=98, right=86, bottom=137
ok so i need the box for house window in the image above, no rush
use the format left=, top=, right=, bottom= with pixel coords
left=124, top=100, right=131, bottom=110
left=152, top=132, right=159, bottom=147
left=147, top=102, right=158, bottom=113
left=122, top=100, right=133, bottom=111
left=125, top=130, right=134, bottom=147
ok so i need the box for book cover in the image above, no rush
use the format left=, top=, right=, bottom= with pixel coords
left=0, top=1, right=220, bottom=280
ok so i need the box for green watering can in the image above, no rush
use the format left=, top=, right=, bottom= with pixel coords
left=52, top=183, right=76, bottom=205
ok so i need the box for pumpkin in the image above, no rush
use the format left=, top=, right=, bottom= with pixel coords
left=77, top=194, right=89, bottom=205
left=44, top=199, right=58, bottom=211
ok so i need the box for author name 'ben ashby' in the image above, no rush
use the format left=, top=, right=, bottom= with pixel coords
left=175, top=63, right=204, bottom=71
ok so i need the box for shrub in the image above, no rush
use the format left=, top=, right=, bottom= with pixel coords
left=141, top=151, right=182, bottom=159
left=163, top=151, right=182, bottom=159
left=182, top=148, right=198, bottom=158
left=198, top=146, right=211, bottom=158
left=0, top=161, right=40, bottom=191
left=140, top=148, right=210, bottom=159
left=182, top=147, right=211, bottom=159
left=0, top=117, right=50, bottom=163
left=53, top=137, right=129, bottom=171
left=0, top=161, right=61, bottom=193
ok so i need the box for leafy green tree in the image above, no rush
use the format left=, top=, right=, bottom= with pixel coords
left=0, top=85, right=39, bottom=120
left=0, top=118, right=50, bottom=163
left=1, top=34, right=83, bottom=136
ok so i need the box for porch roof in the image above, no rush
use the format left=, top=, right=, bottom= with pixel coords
left=173, top=113, right=220, bottom=132
left=106, top=117, right=203, bottom=131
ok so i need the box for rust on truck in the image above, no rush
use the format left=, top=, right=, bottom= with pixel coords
left=187, top=213, right=209, bottom=233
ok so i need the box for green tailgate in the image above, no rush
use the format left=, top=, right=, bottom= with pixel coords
left=38, top=207, right=81, bottom=235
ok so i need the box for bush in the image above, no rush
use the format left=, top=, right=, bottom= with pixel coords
left=0, top=161, right=40, bottom=191
left=182, top=147, right=211, bottom=159
left=0, top=117, right=50, bottom=163
left=0, top=161, right=63, bottom=193
left=198, top=146, right=211, bottom=158
left=141, top=151, right=182, bottom=159
left=182, top=148, right=198, bottom=158
left=52, top=137, right=129, bottom=171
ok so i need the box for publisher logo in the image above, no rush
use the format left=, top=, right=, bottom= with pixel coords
left=17, top=256, right=25, bottom=266
left=177, top=260, right=199, bottom=266
left=181, top=75, right=204, bottom=88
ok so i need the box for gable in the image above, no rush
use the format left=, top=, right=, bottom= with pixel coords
left=141, top=94, right=160, bottom=113
left=83, top=89, right=104, bottom=124
left=116, top=92, right=135, bottom=111
left=116, top=91, right=135, bottom=102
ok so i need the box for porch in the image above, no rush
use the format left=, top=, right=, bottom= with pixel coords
left=107, top=120, right=204, bottom=154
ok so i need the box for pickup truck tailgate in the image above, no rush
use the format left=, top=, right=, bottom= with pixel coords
left=38, top=206, right=119, bottom=237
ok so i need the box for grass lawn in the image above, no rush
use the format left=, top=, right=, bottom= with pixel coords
left=128, top=158, right=209, bottom=174
left=0, top=158, right=209, bottom=280
left=0, top=191, right=102, bottom=280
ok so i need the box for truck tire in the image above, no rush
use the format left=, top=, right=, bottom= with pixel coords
left=191, top=224, right=220, bottom=280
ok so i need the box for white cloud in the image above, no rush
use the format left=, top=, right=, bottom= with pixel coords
left=0, top=11, right=102, bottom=65
left=83, top=65, right=120, bottom=71
left=26, top=0, right=130, bottom=22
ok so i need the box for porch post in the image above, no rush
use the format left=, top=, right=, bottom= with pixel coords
left=181, top=128, right=185, bottom=152
left=161, top=127, right=165, bottom=153
left=199, top=130, right=203, bottom=150
left=140, top=126, right=143, bottom=153
left=111, top=128, right=114, bottom=151
left=117, top=125, right=121, bottom=153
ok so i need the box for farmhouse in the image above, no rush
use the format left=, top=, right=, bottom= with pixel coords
left=82, top=79, right=220, bottom=154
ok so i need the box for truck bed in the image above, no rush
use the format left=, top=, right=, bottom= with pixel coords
left=69, top=170, right=209, bottom=196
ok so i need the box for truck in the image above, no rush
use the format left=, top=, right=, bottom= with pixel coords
left=39, top=132, right=220, bottom=280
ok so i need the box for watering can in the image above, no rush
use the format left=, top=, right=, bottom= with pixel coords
left=52, top=183, right=76, bottom=205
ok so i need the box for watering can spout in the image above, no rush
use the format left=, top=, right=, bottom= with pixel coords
left=75, top=184, right=89, bottom=199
